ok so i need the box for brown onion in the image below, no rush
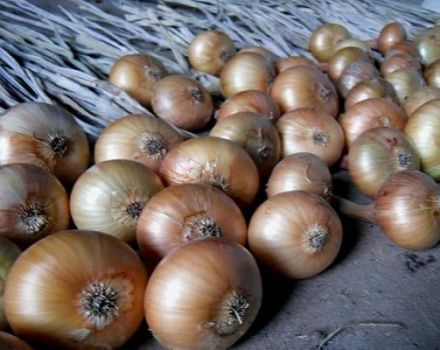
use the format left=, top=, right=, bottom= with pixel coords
left=271, top=66, right=339, bottom=116
left=248, top=191, right=343, bottom=279
left=425, top=59, right=440, bottom=88
left=109, top=54, right=167, bottom=107
left=276, top=56, right=317, bottom=73
left=339, top=98, right=407, bottom=146
left=380, top=53, right=421, bottom=77
left=328, top=47, right=370, bottom=81
left=378, top=22, right=407, bottom=54
left=159, top=136, right=259, bottom=206
left=188, top=30, right=236, bottom=75
left=403, top=86, right=440, bottom=116
left=309, top=23, right=351, bottom=62
left=210, top=112, right=281, bottom=178
left=337, top=60, right=381, bottom=97
left=266, top=152, right=332, bottom=199
left=386, top=41, right=419, bottom=58
left=348, top=127, right=420, bottom=198
left=344, top=78, right=399, bottom=110
left=151, top=75, right=213, bottom=131
left=385, top=68, right=426, bottom=104
left=276, top=108, right=344, bottom=166
left=415, top=26, right=440, bottom=66
left=216, top=90, right=280, bottom=121
left=136, top=183, right=247, bottom=261
left=220, top=52, right=276, bottom=97
left=94, top=114, right=183, bottom=171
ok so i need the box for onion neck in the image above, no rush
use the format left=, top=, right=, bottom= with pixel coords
left=331, top=195, right=376, bottom=223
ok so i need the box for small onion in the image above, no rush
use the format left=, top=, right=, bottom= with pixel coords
left=216, top=90, right=280, bottom=121
left=378, top=22, right=407, bottom=54
left=309, top=23, right=351, bottom=62
left=220, top=52, right=276, bottom=97
left=94, top=114, right=183, bottom=171
left=271, top=66, right=339, bottom=116
left=276, top=108, right=344, bottom=166
left=403, top=86, right=440, bottom=116
left=210, top=112, right=281, bottom=178
left=188, top=30, right=236, bottom=75
left=0, top=164, right=69, bottom=244
left=332, top=38, right=370, bottom=54
left=248, top=191, right=343, bottom=279
left=0, top=238, right=21, bottom=330
left=276, top=56, right=317, bottom=73
left=266, top=152, right=332, bottom=199
left=144, top=238, right=262, bottom=350
left=344, top=78, right=399, bottom=110
left=238, top=46, right=279, bottom=65
left=109, top=54, right=167, bottom=107
left=0, top=102, right=89, bottom=184
left=339, top=98, right=407, bottom=146
left=348, top=127, right=420, bottom=198
left=385, top=68, right=426, bottom=104
left=415, top=26, right=440, bottom=66
left=380, top=53, right=421, bottom=77
left=136, top=183, right=247, bottom=261
left=159, top=136, right=259, bottom=206
left=328, top=47, right=371, bottom=82
left=425, top=59, right=440, bottom=88
left=0, top=331, right=33, bottom=350
left=337, top=60, right=381, bottom=97
left=4, top=230, right=148, bottom=349
left=151, top=75, right=213, bottom=131
left=404, top=98, right=440, bottom=179
left=70, top=159, right=164, bottom=242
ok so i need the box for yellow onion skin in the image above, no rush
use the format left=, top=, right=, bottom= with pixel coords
left=380, top=53, right=421, bottom=77
left=276, top=56, right=317, bottom=73
left=0, top=102, right=89, bottom=185
left=151, top=75, right=213, bottom=131
left=385, top=68, right=426, bottom=104
left=386, top=41, right=419, bottom=58
left=248, top=191, right=343, bottom=279
left=404, top=98, right=440, bottom=179
left=4, top=230, right=148, bottom=349
left=0, top=238, right=21, bottom=330
left=348, top=127, right=420, bottom=198
left=425, top=59, right=440, bottom=88
left=188, top=30, right=236, bottom=76
left=144, top=238, right=262, bottom=350
left=238, top=46, right=279, bottom=65
left=271, top=66, right=339, bottom=117
left=70, top=160, right=164, bottom=242
left=415, top=26, right=440, bottom=66
left=403, top=86, right=440, bottom=116
left=375, top=170, right=440, bottom=250
left=276, top=108, right=344, bottom=167
left=344, top=78, right=399, bottom=110
left=159, top=136, right=259, bottom=207
left=266, top=152, right=332, bottom=199
left=137, top=183, right=247, bottom=261
left=220, top=52, right=276, bottom=97
left=339, top=98, right=407, bottom=146
left=109, top=54, right=167, bottom=107
left=332, top=38, right=370, bottom=53
left=328, top=47, right=370, bottom=82
left=0, top=331, right=33, bottom=350
left=0, top=163, right=69, bottom=244
left=216, top=90, right=280, bottom=121
left=337, top=61, right=381, bottom=98
left=94, top=114, right=183, bottom=172
left=378, top=22, right=407, bottom=55
left=309, top=23, right=351, bottom=62
left=210, top=112, right=281, bottom=178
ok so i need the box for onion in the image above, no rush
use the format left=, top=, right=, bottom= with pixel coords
left=378, top=22, right=407, bottom=54
left=337, top=60, right=381, bottom=97
left=309, top=23, right=351, bottom=62
left=425, top=59, right=440, bottom=88
left=328, top=47, right=371, bottom=82
left=344, top=78, right=399, bottom=110
left=276, top=56, right=317, bottom=73
left=415, top=26, right=440, bottom=66
left=380, top=53, right=421, bottom=77
left=385, top=68, right=426, bottom=104
left=403, top=86, right=440, bottom=116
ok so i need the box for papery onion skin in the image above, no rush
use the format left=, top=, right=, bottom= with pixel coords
left=415, top=26, right=440, bottom=66
left=220, top=52, right=276, bottom=97
left=403, top=86, right=440, bottom=116
left=332, top=38, right=370, bottom=53
left=94, top=114, right=183, bottom=171
left=266, top=152, right=332, bottom=199
left=276, top=56, right=317, bottom=73
left=380, top=53, right=421, bottom=77
left=276, top=108, right=344, bottom=167
left=248, top=191, right=343, bottom=279
left=339, top=98, right=407, bottom=146
left=137, top=183, right=247, bottom=261
left=109, top=54, right=167, bottom=107
left=188, top=30, right=236, bottom=75
left=216, top=90, right=280, bottom=121
left=344, top=78, right=399, bottom=110
left=0, top=238, right=21, bottom=330
left=0, top=164, right=69, bottom=244
left=328, top=47, right=370, bottom=82
left=271, top=66, right=339, bottom=117
left=378, top=22, right=407, bottom=54
left=309, top=23, right=351, bottom=62
left=425, top=59, right=440, bottom=88
left=0, top=102, right=89, bottom=184
left=159, top=136, right=259, bottom=207
left=210, top=112, right=281, bottom=178
left=385, top=68, right=426, bottom=104
left=375, top=170, right=440, bottom=250
left=151, top=75, right=213, bottom=131
left=144, top=238, right=262, bottom=350
left=0, top=331, right=33, bottom=350
left=348, top=127, right=420, bottom=198
left=404, top=98, right=440, bottom=179
left=337, top=61, right=381, bottom=98
left=4, top=230, right=148, bottom=349
left=70, top=159, right=164, bottom=242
